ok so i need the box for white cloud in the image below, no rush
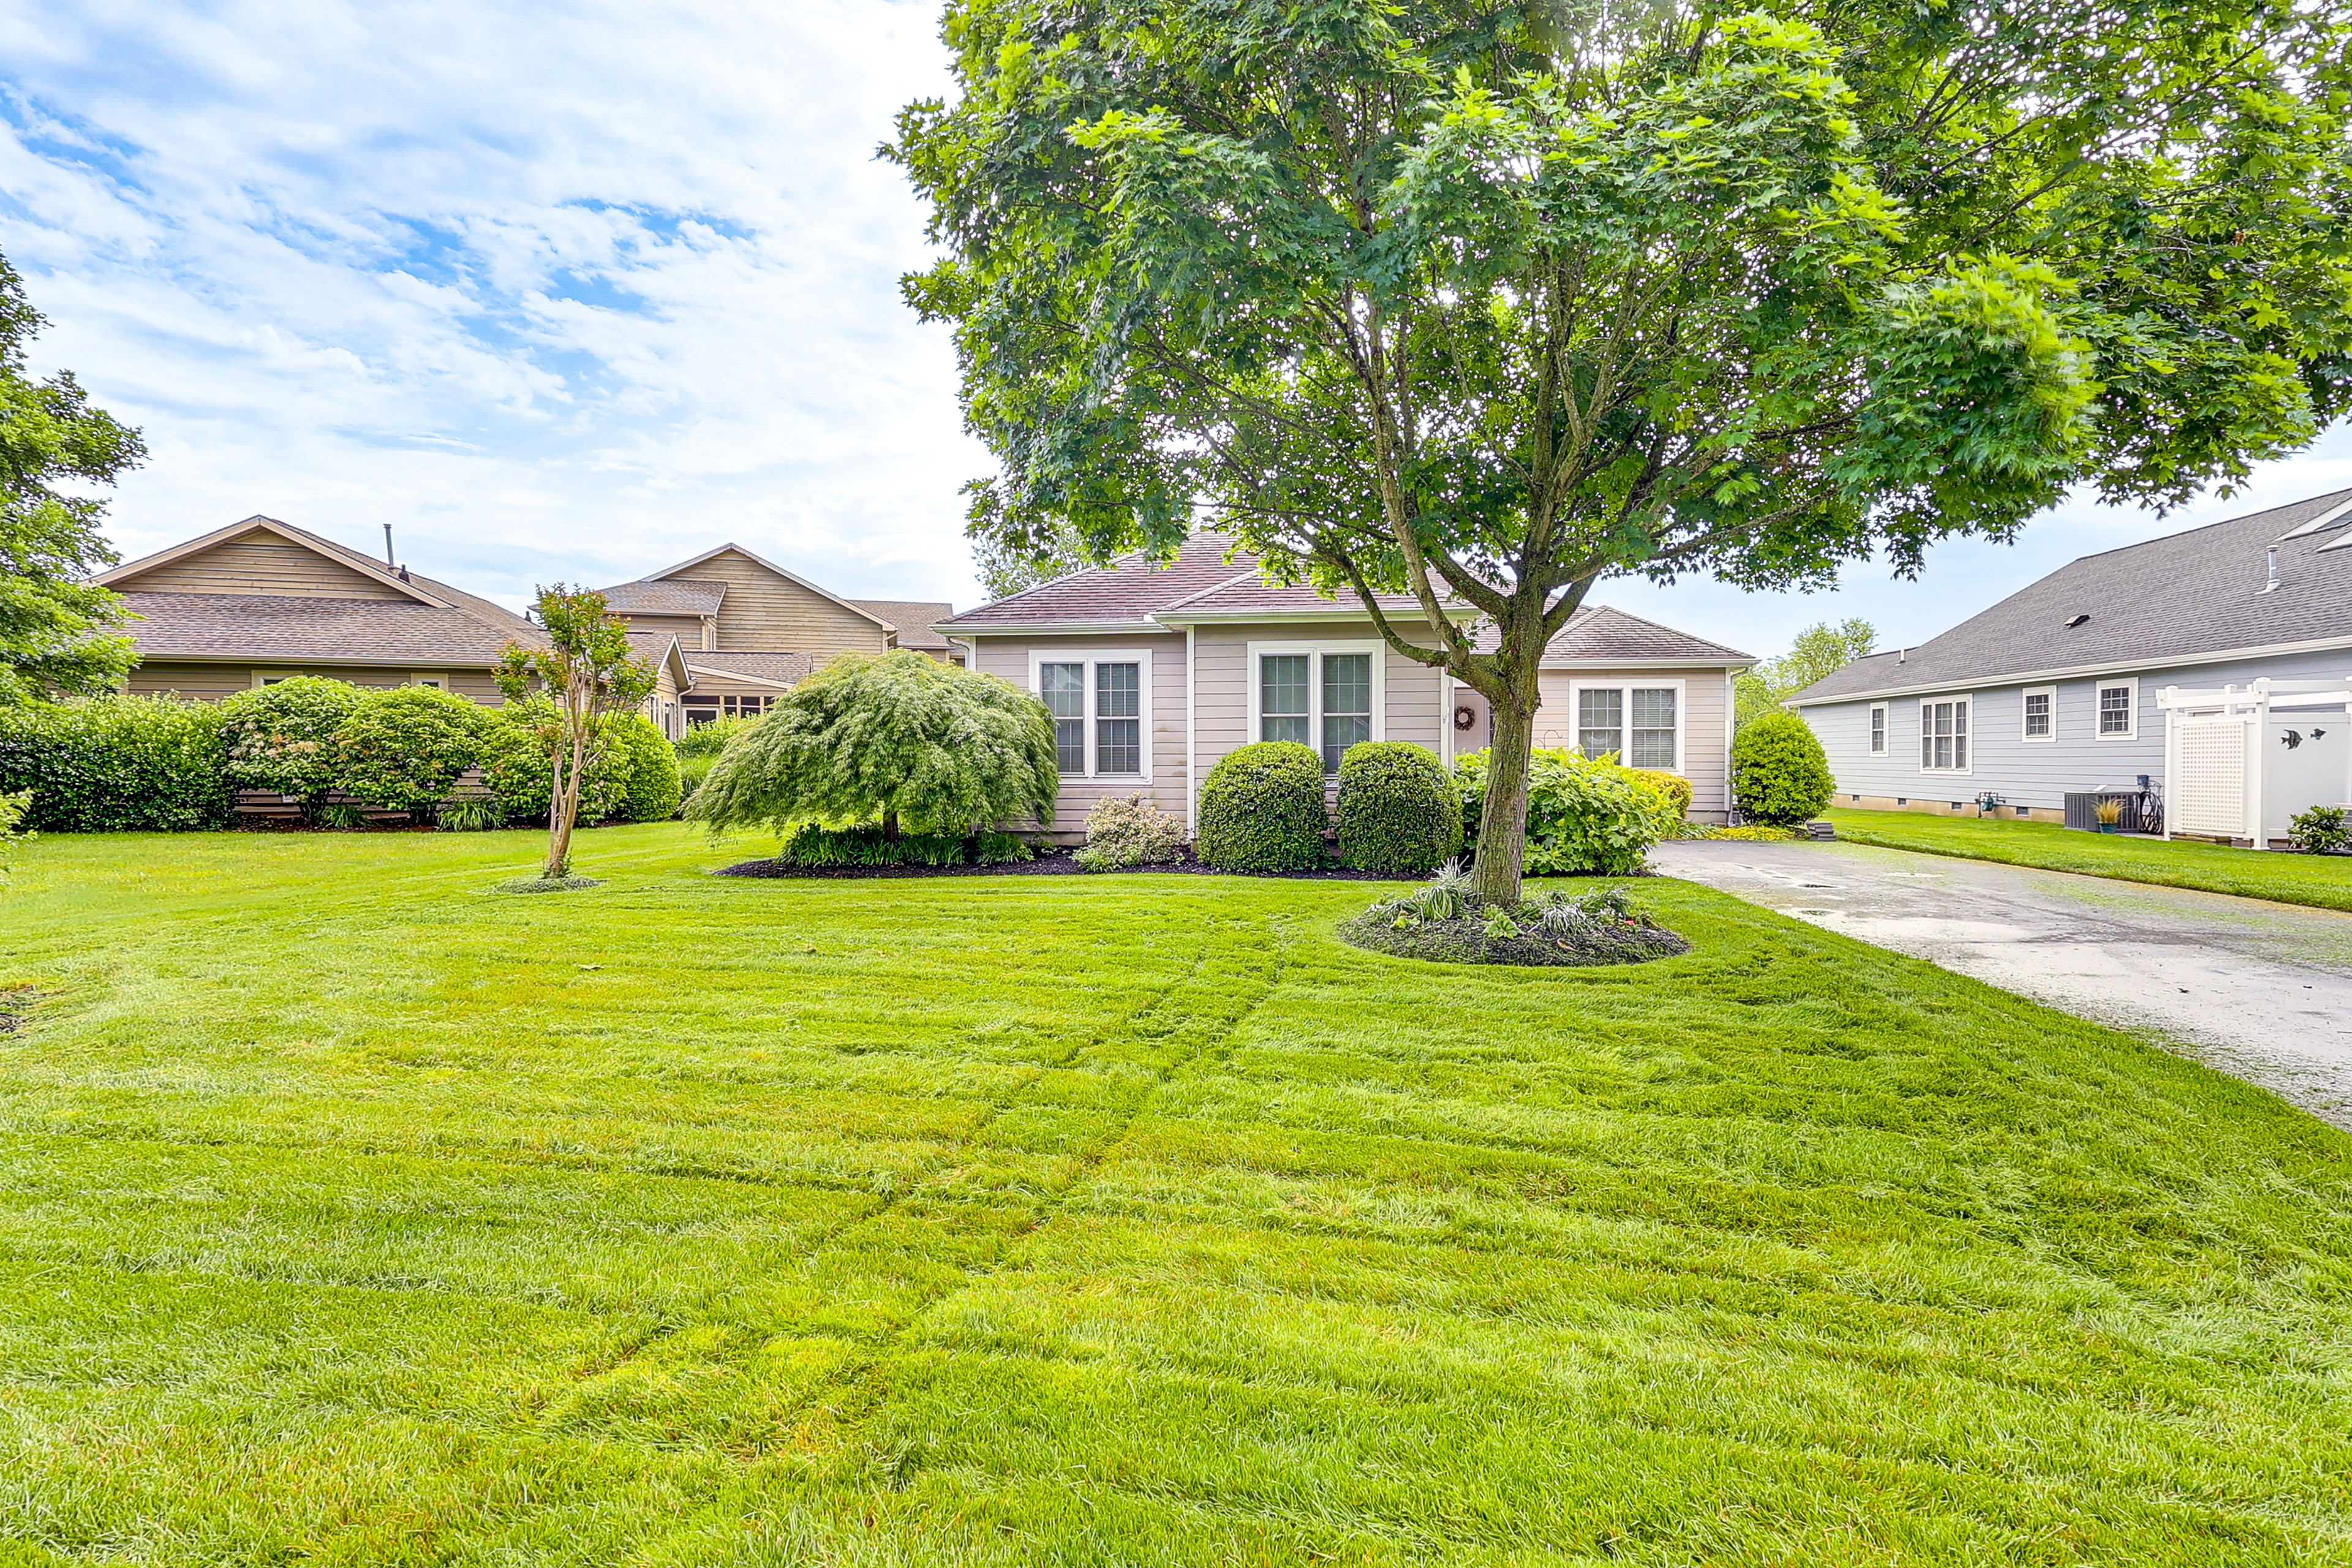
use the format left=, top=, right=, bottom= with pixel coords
left=1, top=0, right=2343, bottom=647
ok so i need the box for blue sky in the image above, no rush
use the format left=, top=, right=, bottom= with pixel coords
left=2, top=0, right=2346, bottom=658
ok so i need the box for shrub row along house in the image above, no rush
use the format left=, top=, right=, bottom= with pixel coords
left=937, top=532, right=1754, bottom=839
left=99, top=516, right=954, bottom=738
left=1788, top=488, right=2352, bottom=845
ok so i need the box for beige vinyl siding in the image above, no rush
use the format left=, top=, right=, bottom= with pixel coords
left=127, top=662, right=507, bottom=704
left=678, top=550, right=890, bottom=657
left=1191, top=622, right=1450, bottom=815
left=971, top=632, right=1187, bottom=839
left=116, top=537, right=413, bottom=600
left=1535, top=665, right=1736, bottom=820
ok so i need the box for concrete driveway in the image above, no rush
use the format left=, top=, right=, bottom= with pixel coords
left=1653, top=838, right=2352, bottom=1129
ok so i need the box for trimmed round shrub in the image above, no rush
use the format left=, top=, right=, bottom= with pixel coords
left=1196, top=741, right=1326, bottom=872
left=1632, top=769, right=1693, bottom=817
left=1729, top=712, right=1834, bottom=826
left=1455, top=747, right=1681, bottom=876
left=482, top=696, right=629, bottom=825
left=608, top=714, right=683, bottom=822
left=333, top=687, right=499, bottom=814
left=1334, top=741, right=1460, bottom=875
left=218, top=676, right=363, bottom=799
left=0, top=695, right=231, bottom=831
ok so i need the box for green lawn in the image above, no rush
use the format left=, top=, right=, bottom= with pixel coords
left=2, top=824, right=2350, bottom=1565
left=1826, top=808, right=2352, bottom=912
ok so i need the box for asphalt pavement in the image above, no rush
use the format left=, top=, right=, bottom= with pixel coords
left=1653, top=837, right=2352, bottom=1129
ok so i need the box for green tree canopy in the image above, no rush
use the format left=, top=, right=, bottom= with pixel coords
left=892, top=0, right=2351, bottom=897
left=687, top=650, right=1058, bottom=840
left=0, top=254, right=146, bottom=704
left=496, top=586, right=657, bottom=880
left=1735, top=617, right=1877, bottom=728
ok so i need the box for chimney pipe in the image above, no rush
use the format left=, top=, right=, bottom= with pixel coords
left=383, top=524, right=396, bottom=568
left=2264, top=545, right=2280, bottom=593
left=1896, top=647, right=1907, bottom=665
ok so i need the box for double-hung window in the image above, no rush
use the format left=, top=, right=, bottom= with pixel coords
left=1035, top=653, right=1151, bottom=777
left=1868, top=703, right=1888, bottom=756
left=1920, top=696, right=1970, bottom=772
left=1572, top=684, right=1682, bottom=771
left=1250, top=644, right=1380, bottom=772
left=2022, top=685, right=2056, bottom=741
left=2097, top=680, right=2136, bottom=739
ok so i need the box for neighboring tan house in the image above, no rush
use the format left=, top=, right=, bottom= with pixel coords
left=96, top=514, right=695, bottom=734
left=935, top=532, right=1752, bottom=838
left=1787, top=488, right=2352, bottom=842
left=594, top=545, right=954, bottom=724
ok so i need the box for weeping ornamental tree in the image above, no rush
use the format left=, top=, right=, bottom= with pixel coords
left=687, top=650, right=1059, bottom=841
left=891, top=0, right=2352, bottom=900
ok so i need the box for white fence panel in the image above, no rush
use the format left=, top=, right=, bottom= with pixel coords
left=2172, top=718, right=2248, bottom=836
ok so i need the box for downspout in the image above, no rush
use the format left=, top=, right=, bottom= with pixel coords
left=1185, top=626, right=1198, bottom=834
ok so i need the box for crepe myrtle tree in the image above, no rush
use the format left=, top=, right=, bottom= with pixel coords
left=891, top=0, right=2352, bottom=900
left=496, top=587, right=657, bottom=881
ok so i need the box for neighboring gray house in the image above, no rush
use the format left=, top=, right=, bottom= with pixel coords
left=1787, top=488, right=2352, bottom=836
left=937, top=532, right=1752, bottom=838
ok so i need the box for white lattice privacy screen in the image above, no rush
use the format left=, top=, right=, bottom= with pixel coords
left=2172, top=719, right=2248, bottom=835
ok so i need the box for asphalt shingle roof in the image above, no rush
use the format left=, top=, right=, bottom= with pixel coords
left=598, top=578, right=728, bottom=616
left=1529, top=605, right=1751, bottom=665
left=848, top=599, right=956, bottom=651
left=682, top=650, right=815, bottom=685
left=1789, top=488, right=2352, bottom=704
left=118, top=593, right=533, bottom=665
left=937, top=535, right=1259, bottom=628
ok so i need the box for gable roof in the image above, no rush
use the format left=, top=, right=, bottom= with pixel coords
left=848, top=599, right=956, bottom=651
left=600, top=578, right=728, bottom=617
left=99, top=516, right=459, bottom=607
left=937, top=533, right=1260, bottom=630
left=624, top=630, right=694, bottom=692
left=113, top=592, right=532, bottom=667
left=639, top=543, right=895, bottom=631
left=1789, top=487, right=2352, bottom=705
left=1531, top=605, right=1751, bottom=665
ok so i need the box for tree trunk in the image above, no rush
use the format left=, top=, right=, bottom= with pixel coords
left=1473, top=693, right=1534, bottom=904
left=545, top=726, right=584, bottom=880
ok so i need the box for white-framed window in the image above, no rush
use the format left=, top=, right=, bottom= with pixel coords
left=1246, top=641, right=1381, bottom=773
left=409, top=673, right=448, bottom=690
left=1868, top=703, right=1887, bottom=757
left=2022, top=685, right=2056, bottom=741
left=1569, top=680, right=1685, bottom=772
left=718, top=695, right=772, bottom=718
left=252, top=670, right=301, bottom=687
left=2097, top=679, right=2137, bottom=739
left=1032, top=649, right=1154, bottom=778
left=1920, top=695, right=1972, bottom=772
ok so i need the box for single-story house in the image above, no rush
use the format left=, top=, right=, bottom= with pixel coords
left=594, top=545, right=953, bottom=723
left=1786, top=488, right=2352, bottom=842
left=935, top=532, right=1752, bottom=839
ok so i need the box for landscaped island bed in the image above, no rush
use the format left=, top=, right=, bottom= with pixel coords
left=3, top=824, right=2350, bottom=1562
left=1826, top=807, right=2352, bottom=913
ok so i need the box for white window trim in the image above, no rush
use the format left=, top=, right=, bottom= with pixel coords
left=1030, top=647, right=1156, bottom=780
left=1918, top=693, right=1974, bottom=774
left=409, top=672, right=449, bottom=690
left=1867, top=703, right=1888, bottom=758
left=2021, top=685, right=2057, bottom=742
left=252, top=670, right=301, bottom=687
left=1566, top=678, right=1689, bottom=775
left=2095, top=677, right=2139, bottom=741
left=1245, top=640, right=1385, bottom=769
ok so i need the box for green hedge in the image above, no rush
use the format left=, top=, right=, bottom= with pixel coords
left=0, top=696, right=232, bottom=832
left=1729, top=712, right=1834, bottom=826
left=334, top=687, right=502, bottom=813
left=1196, top=741, right=1326, bottom=872
left=1333, top=742, right=1459, bottom=875
left=219, top=677, right=364, bottom=800
left=1456, top=747, right=1681, bottom=875
left=608, top=714, right=683, bottom=822
left=1632, top=769, right=1694, bottom=816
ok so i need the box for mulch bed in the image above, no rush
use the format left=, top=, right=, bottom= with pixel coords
left=714, top=847, right=1396, bottom=881
left=1337, top=908, right=1690, bottom=967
